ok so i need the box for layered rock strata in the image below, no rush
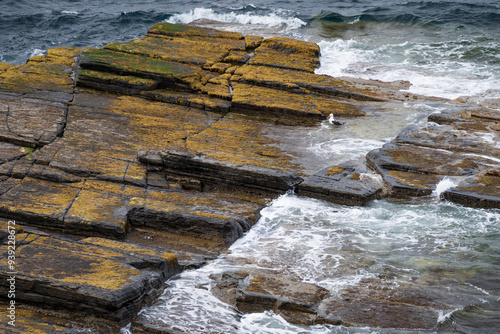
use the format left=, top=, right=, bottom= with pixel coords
left=0, top=22, right=498, bottom=332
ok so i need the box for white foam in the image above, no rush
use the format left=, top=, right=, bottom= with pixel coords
left=167, top=7, right=306, bottom=30
left=437, top=307, right=462, bottom=324
left=28, top=48, right=46, bottom=59
left=315, top=38, right=500, bottom=100
left=62, top=10, right=79, bottom=14
left=119, top=323, right=131, bottom=334
left=432, top=177, right=458, bottom=199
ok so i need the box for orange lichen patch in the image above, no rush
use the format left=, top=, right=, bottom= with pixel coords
left=12, top=239, right=140, bottom=290
left=200, top=82, right=232, bottom=100
left=233, top=65, right=383, bottom=100
left=104, top=36, right=230, bottom=66
left=246, top=37, right=320, bottom=73
left=81, top=237, right=178, bottom=264
left=326, top=167, right=344, bottom=175
left=104, top=95, right=220, bottom=151
left=141, top=89, right=230, bottom=112
left=0, top=47, right=80, bottom=93
left=457, top=170, right=500, bottom=197
left=49, top=146, right=130, bottom=181
left=350, top=173, right=361, bottom=181
left=231, top=83, right=362, bottom=118
left=0, top=305, right=70, bottom=333
left=387, top=170, right=441, bottom=190
left=245, top=35, right=263, bottom=49
left=249, top=48, right=319, bottom=73
left=209, top=62, right=234, bottom=74
left=0, top=66, right=73, bottom=92
left=0, top=62, right=15, bottom=72
left=148, top=22, right=243, bottom=40
left=0, top=177, right=80, bottom=226
left=223, top=50, right=251, bottom=64
left=186, top=112, right=301, bottom=171
left=65, top=189, right=129, bottom=232
left=261, top=37, right=320, bottom=56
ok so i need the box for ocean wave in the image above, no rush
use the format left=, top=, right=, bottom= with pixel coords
left=311, top=1, right=500, bottom=28
left=166, top=7, right=306, bottom=30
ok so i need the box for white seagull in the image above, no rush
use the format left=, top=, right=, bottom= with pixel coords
left=328, top=113, right=344, bottom=125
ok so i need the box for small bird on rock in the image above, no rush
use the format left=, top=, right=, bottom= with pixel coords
left=328, top=113, right=344, bottom=125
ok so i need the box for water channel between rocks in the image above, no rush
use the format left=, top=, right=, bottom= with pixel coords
left=125, top=100, right=500, bottom=334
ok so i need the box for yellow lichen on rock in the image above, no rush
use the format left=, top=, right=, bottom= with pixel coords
left=186, top=112, right=301, bottom=171
left=231, top=83, right=362, bottom=118
left=326, top=167, right=344, bottom=175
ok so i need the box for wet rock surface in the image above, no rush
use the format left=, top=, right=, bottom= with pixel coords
left=367, top=106, right=499, bottom=206
left=0, top=22, right=498, bottom=332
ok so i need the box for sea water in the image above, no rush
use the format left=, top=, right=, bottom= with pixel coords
left=2, top=1, right=499, bottom=333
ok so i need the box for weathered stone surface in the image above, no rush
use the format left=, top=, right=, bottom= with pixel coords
left=0, top=302, right=114, bottom=334
left=127, top=188, right=263, bottom=245
left=210, top=271, right=332, bottom=326
left=147, top=149, right=303, bottom=196
left=78, top=48, right=206, bottom=92
left=317, top=281, right=451, bottom=330
left=297, top=162, right=384, bottom=205
left=231, top=82, right=363, bottom=119
left=367, top=108, right=500, bottom=206
left=0, top=230, right=179, bottom=324
left=0, top=47, right=80, bottom=103
left=148, top=22, right=244, bottom=40
left=444, top=169, right=500, bottom=209
left=0, top=93, right=67, bottom=147
left=249, top=37, right=320, bottom=73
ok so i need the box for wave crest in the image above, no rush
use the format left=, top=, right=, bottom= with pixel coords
left=166, top=7, right=306, bottom=30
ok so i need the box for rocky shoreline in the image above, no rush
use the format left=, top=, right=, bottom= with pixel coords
left=0, top=22, right=498, bottom=332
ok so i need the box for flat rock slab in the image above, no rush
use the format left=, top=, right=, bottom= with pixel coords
left=127, top=188, right=264, bottom=245
left=0, top=302, right=110, bottom=334
left=0, top=93, right=67, bottom=148
left=0, top=230, right=179, bottom=324
left=297, top=162, right=383, bottom=206
left=367, top=107, right=500, bottom=207
left=142, top=149, right=303, bottom=196
left=317, top=281, right=453, bottom=330
left=209, top=271, right=331, bottom=327
left=0, top=47, right=80, bottom=104
left=444, top=169, right=500, bottom=209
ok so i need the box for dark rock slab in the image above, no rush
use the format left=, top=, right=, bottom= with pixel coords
left=0, top=142, right=26, bottom=164
left=444, top=169, right=500, bottom=209
left=317, top=281, right=452, bottom=330
left=0, top=93, right=67, bottom=148
left=0, top=301, right=113, bottom=334
left=210, top=271, right=333, bottom=326
left=297, top=162, right=383, bottom=206
left=141, top=149, right=303, bottom=196
left=249, top=37, right=320, bottom=73
left=78, top=49, right=205, bottom=92
left=0, top=231, right=179, bottom=324
left=127, top=188, right=263, bottom=245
